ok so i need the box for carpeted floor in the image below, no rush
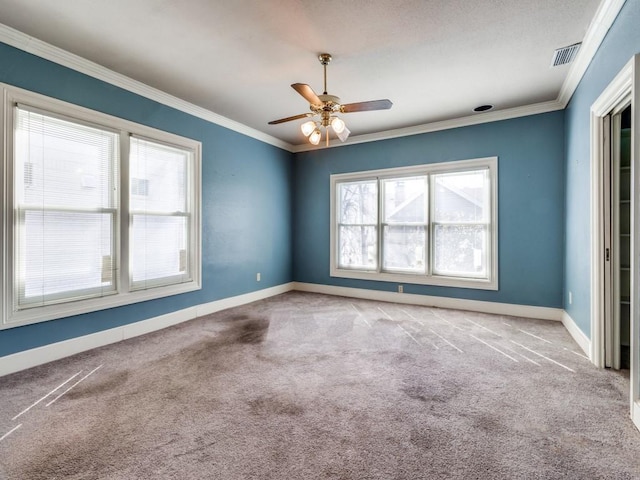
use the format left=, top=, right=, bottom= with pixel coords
left=1, top=292, right=639, bottom=479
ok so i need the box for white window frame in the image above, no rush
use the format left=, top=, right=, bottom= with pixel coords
left=330, top=157, right=498, bottom=290
left=1, top=84, right=202, bottom=329
left=13, top=104, right=121, bottom=309
left=381, top=175, right=429, bottom=274
left=127, top=135, right=196, bottom=292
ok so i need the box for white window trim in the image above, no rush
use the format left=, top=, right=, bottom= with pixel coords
left=330, top=157, right=498, bottom=290
left=1, top=84, right=202, bottom=329
left=13, top=104, right=122, bottom=309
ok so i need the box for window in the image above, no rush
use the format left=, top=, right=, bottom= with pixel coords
left=337, top=179, right=378, bottom=270
left=129, top=137, right=192, bottom=290
left=14, top=107, right=119, bottom=308
left=330, top=158, right=497, bottom=290
left=432, top=169, right=490, bottom=278
left=2, top=87, right=201, bottom=329
left=382, top=176, right=428, bottom=274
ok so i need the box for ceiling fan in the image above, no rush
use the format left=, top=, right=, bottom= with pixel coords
left=268, top=53, right=393, bottom=146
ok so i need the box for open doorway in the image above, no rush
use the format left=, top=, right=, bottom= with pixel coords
left=590, top=54, right=639, bottom=431
left=603, top=104, right=631, bottom=370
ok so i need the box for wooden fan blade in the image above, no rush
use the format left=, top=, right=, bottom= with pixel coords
left=341, top=99, right=393, bottom=113
left=268, top=113, right=312, bottom=125
left=292, top=83, right=322, bottom=106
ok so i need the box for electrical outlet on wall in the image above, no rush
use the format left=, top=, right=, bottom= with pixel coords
left=398, top=285, right=403, bottom=294
left=256, top=273, right=261, bottom=282
left=569, top=291, right=572, bottom=305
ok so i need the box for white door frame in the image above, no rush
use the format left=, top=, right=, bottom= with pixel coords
left=590, top=54, right=640, bottom=429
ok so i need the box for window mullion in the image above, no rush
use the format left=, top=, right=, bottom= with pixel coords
left=119, top=131, right=130, bottom=294
left=428, top=174, right=434, bottom=277
left=377, top=178, right=383, bottom=274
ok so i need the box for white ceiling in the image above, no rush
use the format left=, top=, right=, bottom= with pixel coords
left=0, top=0, right=604, bottom=147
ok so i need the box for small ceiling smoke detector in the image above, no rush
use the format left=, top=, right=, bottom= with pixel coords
left=551, top=42, right=581, bottom=67
left=473, top=104, right=494, bottom=113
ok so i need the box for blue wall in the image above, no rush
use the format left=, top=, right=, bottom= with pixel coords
left=564, top=0, right=640, bottom=336
left=0, top=43, right=294, bottom=356
left=293, top=112, right=566, bottom=308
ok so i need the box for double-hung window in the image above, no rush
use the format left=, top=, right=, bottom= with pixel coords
left=382, top=176, right=428, bottom=274
left=2, top=86, right=201, bottom=329
left=431, top=169, right=491, bottom=279
left=337, top=179, right=378, bottom=270
left=331, top=157, right=497, bottom=290
left=14, top=106, right=119, bottom=308
left=129, top=137, right=193, bottom=290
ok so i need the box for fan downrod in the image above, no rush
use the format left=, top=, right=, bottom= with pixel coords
left=318, top=53, right=332, bottom=94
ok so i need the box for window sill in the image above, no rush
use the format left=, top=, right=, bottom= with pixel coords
left=330, top=268, right=498, bottom=291
left=2, top=280, right=201, bottom=330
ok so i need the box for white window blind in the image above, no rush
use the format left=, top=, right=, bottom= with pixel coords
left=129, top=137, right=192, bottom=290
left=2, top=87, right=201, bottom=330
left=14, top=106, right=119, bottom=308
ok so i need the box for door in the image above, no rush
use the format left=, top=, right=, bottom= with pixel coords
left=604, top=104, right=632, bottom=370
left=632, top=55, right=640, bottom=431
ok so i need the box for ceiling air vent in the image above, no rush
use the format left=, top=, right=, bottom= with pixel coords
left=551, top=42, right=581, bottom=67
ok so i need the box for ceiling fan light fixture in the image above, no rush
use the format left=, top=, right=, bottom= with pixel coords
left=301, top=120, right=316, bottom=137
left=336, top=125, right=350, bottom=142
left=268, top=53, right=392, bottom=147
left=309, top=128, right=322, bottom=145
left=331, top=116, right=345, bottom=134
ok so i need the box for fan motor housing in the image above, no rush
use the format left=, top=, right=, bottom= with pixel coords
left=311, top=94, right=341, bottom=114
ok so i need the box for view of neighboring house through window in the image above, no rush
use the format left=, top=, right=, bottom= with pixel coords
left=337, top=179, right=378, bottom=270
left=382, top=176, right=428, bottom=274
left=2, top=87, right=201, bottom=329
left=432, top=169, right=490, bottom=278
left=331, top=157, right=497, bottom=290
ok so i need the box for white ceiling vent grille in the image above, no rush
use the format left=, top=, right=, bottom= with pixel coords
left=551, top=43, right=581, bottom=67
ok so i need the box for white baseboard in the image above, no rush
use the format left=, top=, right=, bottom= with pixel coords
left=0, top=283, right=295, bottom=377
left=293, top=282, right=564, bottom=321
left=633, top=401, right=640, bottom=433
left=0, top=327, right=124, bottom=379
left=195, top=283, right=293, bottom=317
left=1, top=282, right=581, bottom=377
left=561, top=311, right=592, bottom=358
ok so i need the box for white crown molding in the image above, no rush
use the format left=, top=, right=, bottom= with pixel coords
left=557, top=0, right=627, bottom=107
left=294, top=0, right=625, bottom=153
left=293, top=100, right=565, bottom=152
left=0, top=0, right=625, bottom=154
left=0, top=23, right=294, bottom=152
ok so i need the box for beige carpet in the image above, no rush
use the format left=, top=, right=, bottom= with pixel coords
left=0, top=292, right=639, bottom=479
